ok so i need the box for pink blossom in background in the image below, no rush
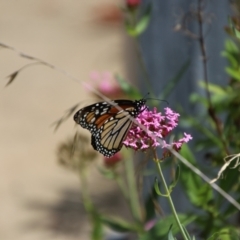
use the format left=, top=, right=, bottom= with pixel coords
left=126, top=0, right=141, bottom=8
left=144, top=219, right=157, bottom=231
left=92, top=4, right=123, bottom=25
left=104, top=152, right=122, bottom=167
left=90, top=71, right=123, bottom=98
left=123, top=107, right=192, bottom=159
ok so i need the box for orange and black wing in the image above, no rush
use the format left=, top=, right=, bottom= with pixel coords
left=91, top=110, right=134, bottom=157
left=73, top=99, right=146, bottom=157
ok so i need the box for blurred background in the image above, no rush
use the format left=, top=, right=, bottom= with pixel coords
left=0, top=0, right=232, bottom=239
left=0, top=1, right=132, bottom=239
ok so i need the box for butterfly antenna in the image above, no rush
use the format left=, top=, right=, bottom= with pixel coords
left=143, top=92, right=150, bottom=99
left=146, top=97, right=169, bottom=105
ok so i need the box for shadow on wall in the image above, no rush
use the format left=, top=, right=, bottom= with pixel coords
left=22, top=188, right=128, bottom=237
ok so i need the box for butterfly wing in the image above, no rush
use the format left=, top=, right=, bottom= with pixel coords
left=74, top=99, right=146, bottom=157
left=73, top=102, right=111, bottom=134
left=91, top=110, right=134, bottom=157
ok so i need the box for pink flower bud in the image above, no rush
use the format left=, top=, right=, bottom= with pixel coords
left=104, top=152, right=122, bottom=167
left=126, top=0, right=141, bottom=9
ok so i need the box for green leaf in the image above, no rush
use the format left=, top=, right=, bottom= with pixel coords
left=197, top=81, right=235, bottom=110
left=221, top=51, right=238, bottom=68
left=223, top=196, right=240, bottom=217
left=225, top=67, right=240, bottom=81
left=194, top=138, right=218, bottom=151
left=224, top=39, right=239, bottom=53
left=220, top=166, right=240, bottom=195
left=182, top=225, right=192, bottom=240
left=221, top=39, right=240, bottom=81
left=126, top=4, right=152, bottom=37
left=91, top=213, right=103, bottom=240
left=207, top=227, right=240, bottom=240
left=154, top=177, right=167, bottom=196
left=97, top=167, right=116, bottom=179
left=229, top=17, right=240, bottom=40
left=139, top=214, right=196, bottom=239
left=167, top=225, right=175, bottom=240
left=181, top=117, right=223, bottom=148
left=134, top=4, right=152, bottom=36
left=198, top=81, right=227, bottom=95
left=179, top=145, right=214, bottom=209
left=125, top=22, right=137, bottom=36
left=169, top=165, right=180, bottom=192
left=144, top=183, right=159, bottom=222
left=101, top=216, right=139, bottom=233
left=189, top=93, right=208, bottom=106
left=233, top=27, right=240, bottom=39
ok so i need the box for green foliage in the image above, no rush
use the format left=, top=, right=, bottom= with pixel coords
left=139, top=214, right=196, bottom=240
left=115, top=74, right=142, bottom=99
left=154, top=177, right=166, bottom=196
left=144, top=183, right=159, bottom=222
left=167, top=225, right=176, bottom=240
left=180, top=145, right=213, bottom=209
left=125, top=3, right=152, bottom=37
left=169, top=165, right=180, bottom=193
left=91, top=212, right=104, bottom=240
left=177, top=34, right=240, bottom=238
left=222, top=40, right=240, bottom=80
left=207, top=227, right=240, bottom=240
left=101, top=216, right=140, bottom=233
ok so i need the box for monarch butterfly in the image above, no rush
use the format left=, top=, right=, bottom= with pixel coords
left=73, top=99, right=146, bottom=157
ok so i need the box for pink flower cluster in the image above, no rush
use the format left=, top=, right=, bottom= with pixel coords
left=123, top=107, right=192, bottom=158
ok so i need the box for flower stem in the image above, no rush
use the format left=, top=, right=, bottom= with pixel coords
left=124, top=157, right=142, bottom=223
left=153, top=151, right=188, bottom=240
left=79, top=167, right=94, bottom=213
left=130, top=8, right=154, bottom=96
left=115, top=173, right=129, bottom=202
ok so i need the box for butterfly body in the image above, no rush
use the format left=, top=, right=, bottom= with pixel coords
left=74, top=99, right=146, bottom=157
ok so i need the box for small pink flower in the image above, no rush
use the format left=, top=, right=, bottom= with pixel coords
left=126, top=0, right=141, bottom=9
left=144, top=219, right=157, bottom=231
left=93, top=4, right=123, bottom=25
left=162, top=133, right=193, bottom=159
left=123, top=107, right=192, bottom=159
left=104, top=152, right=122, bottom=167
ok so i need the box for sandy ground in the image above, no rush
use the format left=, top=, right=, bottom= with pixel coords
left=0, top=1, right=130, bottom=239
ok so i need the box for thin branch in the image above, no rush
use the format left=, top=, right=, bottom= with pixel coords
left=171, top=148, right=240, bottom=211
left=51, top=103, right=81, bottom=131
left=0, top=41, right=139, bottom=108
left=5, top=62, right=41, bottom=86
left=197, top=0, right=230, bottom=155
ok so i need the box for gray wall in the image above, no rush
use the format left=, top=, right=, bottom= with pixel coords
left=139, top=0, right=230, bottom=110
left=137, top=0, right=231, bottom=212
